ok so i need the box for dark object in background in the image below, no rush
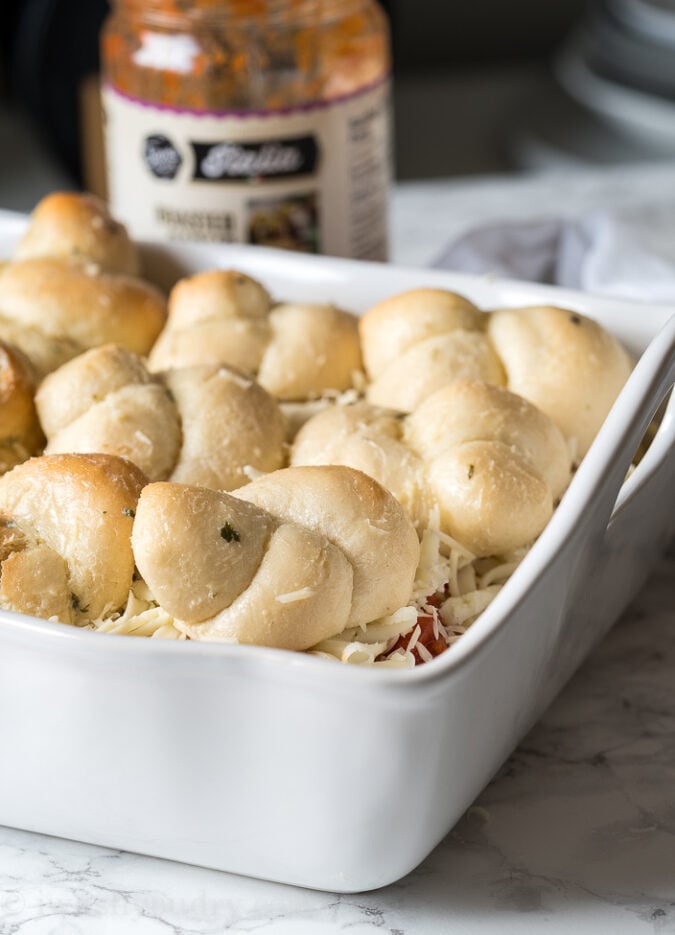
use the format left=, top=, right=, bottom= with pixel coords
left=390, top=0, right=589, bottom=68
left=571, top=0, right=675, bottom=98
left=557, top=0, right=675, bottom=131
left=0, top=2, right=23, bottom=92
left=10, top=0, right=108, bottom=182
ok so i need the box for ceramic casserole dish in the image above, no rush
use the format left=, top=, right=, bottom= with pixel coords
left=0, top=211, right=673, bottom=892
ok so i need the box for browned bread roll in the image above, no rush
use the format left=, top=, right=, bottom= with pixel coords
left=292, top=380, right=572, bottom=556
left=132, top=466, right=420, bottom=649
left=488, top=306, right=633, bottom=458
left=165, top=365, right=287, bottom=489
left=406, top=381, right=571, bottom=555
left=148, top=269, right=363, bottom=399
left=292, top=401, right=429, bottom=527
left=359, top=290, right=632, bottom=457
left=235, top=466, right=420, bottom=627
left=36, top=344, right=287, bottom=489
left=0, top=259, right=166, bottom=377
left=15, top=191, right=140, bottom=276
left=359, top=288, right=506, bottom=411
left=0, top=315, right=81, bottom=379
left=36, top=344, right=180, bottom=480
left=0, top=453, right=146, bottom=623
left=0, top=340, right=44, bottom=475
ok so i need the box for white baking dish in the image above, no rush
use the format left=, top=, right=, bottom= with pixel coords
left=0, top=211, right=673, bottom=892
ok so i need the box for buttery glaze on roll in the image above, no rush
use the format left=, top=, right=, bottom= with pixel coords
left=0, top=258, right=166, bottom=377
left=132, top=466, right=420, bottom=650
left=0, top=340, right=44, bottom=475
left=292, top=380, right=572, bottom=556
left=488, top=305, right=633, bottom=458
left=148, top=268, right=363, bottom=399
left=407, top=381, right=570, bottom=556
left=0, top=453, right=146, bottom=623
left=36, top=344, right=286, bottom=489
left=0, top=192, right=164, bottom=378
left=291, top=402, right=429, bottom=528
left=15, top=191, right=140, bottom=276
left=359, top=288, right=505, bottom=412
left=359, top=289, right=632, bottom=457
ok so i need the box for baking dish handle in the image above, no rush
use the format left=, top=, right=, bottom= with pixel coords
left=564, top=313, right=675, bottom=533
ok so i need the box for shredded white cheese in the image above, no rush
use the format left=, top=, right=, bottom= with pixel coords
left=275, top=588, right=315, bottom=604
left=242, top=464, right=267, bottom=481
left=219, top=368, right=253, bottom=390
left=86, top=522, right=527, bottom=665
left=88, top=580, right=184, bottom=639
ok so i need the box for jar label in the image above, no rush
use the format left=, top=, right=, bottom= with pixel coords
left=102, top=78, right=391, bottom=260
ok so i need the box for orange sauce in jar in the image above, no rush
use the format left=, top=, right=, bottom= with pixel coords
left=101, top=0, right=392, bottom=258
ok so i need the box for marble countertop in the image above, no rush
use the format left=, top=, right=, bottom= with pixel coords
left=1, top=170, right=675, bottom=933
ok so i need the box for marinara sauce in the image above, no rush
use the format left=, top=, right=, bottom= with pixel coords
left=101, top=0, right=392, bottom=258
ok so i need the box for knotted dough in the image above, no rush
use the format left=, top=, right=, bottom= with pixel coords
left=36, top=344, right=287, bottom=489
left=359, top=289, right=632, bottom=457
left=487, top=305, right=633, bottom=457
left=148, top=269, right=363, bottom=399
left=292, top=380, right=572, bottom=556
left=0, top=193, right=165, bottom=377
left=15, top=191, right=140, bottom=275
left=0, top=453, right=146, bottom=623
left=132, top=466, right=420, bottom=650
left=0, top=340, right=43, bottom=475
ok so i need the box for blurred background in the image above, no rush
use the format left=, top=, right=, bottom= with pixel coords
left=2, top=0, right=675, bottom=209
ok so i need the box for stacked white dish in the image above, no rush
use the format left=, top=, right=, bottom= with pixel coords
left=556, top=0, right=675, bottom=150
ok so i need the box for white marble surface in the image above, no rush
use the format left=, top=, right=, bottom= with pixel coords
left=1, top=171, right=675, bottom=933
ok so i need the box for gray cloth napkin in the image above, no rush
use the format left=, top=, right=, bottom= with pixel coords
left=434, top=203, right=675, bottom=303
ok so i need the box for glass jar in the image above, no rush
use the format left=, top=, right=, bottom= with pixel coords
left=101, top=0, right=392, bottom=259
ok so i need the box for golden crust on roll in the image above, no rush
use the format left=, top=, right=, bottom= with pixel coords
left=235, top=465, right=420, bottom=628
left=359, top=288, right=483, bottom=379
left=36, top=344, right=286, bottom=489
left=132, top=485, right=277, bottom=623
left=0, top=192, right=164, bottom=379
left=0, top=314, right=81, bottom=378
left=148, top=269, right=273, bottom=374
left=164, top=364, right=286, bottom=489
left=148, top=269, right=363, bottom=399
left=165, top=267, right=272, bottom=330
left=405, top=379, right=572, bottom=556
left=366, top=329, right=505, bottom=413
left=427, top=441, right=552, bottom=557
left=256, top=302, right=363, bottom=399
left=0, top=453, right=146, bottom=623
left=15, top=191, right=140, bottom=276
left=360, top=288, right=505, bottom=411
left=292, top=380, right=573, bottom=556
left=0, top=258, right=166, bottom=376
left=291, top=402, right=429, bottom=528
left=405, top=379, right=571, bottom=502
left=36, top=343, right=155, bottom=437
left=36, top=344, right=181, bottom=481
left=132, top=466, right=420, bottom=649
left=0, top=340, right=44, bottom=475
left=359, top=290, right=633, bottom=455
left=488, top=305, right=633, bottom=458
left=133, top=482, right=353, bottom=650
